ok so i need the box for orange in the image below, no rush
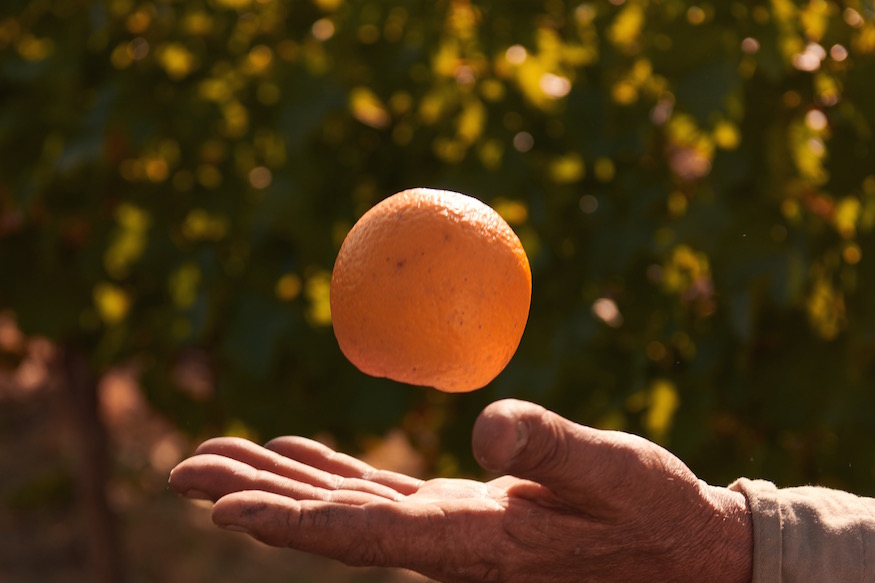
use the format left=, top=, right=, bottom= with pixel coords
left=329, top=188, right=532, bottom=393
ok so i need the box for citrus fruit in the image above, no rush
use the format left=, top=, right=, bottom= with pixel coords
left=329, top=188, right=532, bottom=393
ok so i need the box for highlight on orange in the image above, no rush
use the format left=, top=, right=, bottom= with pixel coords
left=329, top=188, right=532, bottom=393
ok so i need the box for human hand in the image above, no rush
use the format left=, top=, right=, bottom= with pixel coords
left=169, top=399, right=752, bottom=582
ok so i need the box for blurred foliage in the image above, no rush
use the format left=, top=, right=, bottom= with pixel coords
left=2, top=0, right=875, bottom=494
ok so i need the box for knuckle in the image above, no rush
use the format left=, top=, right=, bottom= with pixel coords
left=528, top=414, right=571, bottom=473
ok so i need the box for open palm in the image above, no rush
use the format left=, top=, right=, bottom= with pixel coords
left=170, top=399, right=753, bottom=583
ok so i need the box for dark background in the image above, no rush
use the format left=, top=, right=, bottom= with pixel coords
left=2, top=1, right=874, bottom=581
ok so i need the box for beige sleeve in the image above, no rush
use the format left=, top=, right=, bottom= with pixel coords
left=729, top=478, right=875, bottom=582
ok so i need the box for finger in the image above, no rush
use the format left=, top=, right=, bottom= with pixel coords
left=265, top=436, right=423, bottom=495
left=212, top=490, right=445, bottom=570
left=471, top=399, right=654, bottom=511
left=194, top=437, right=403, bottom=500
left=169, top=454, right=389, bottom=505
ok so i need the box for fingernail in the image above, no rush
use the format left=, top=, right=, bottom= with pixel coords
left=512, top=420, right=529, bottom=457
left=473, top=411, right=530, bottom=472
left=218, top=523, right=252, bottom=535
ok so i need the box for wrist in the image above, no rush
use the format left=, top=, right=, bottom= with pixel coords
left=700, top=484, right=753, bottom=583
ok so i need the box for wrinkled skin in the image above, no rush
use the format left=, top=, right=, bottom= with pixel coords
left=169, top=399, right=752, bottom=583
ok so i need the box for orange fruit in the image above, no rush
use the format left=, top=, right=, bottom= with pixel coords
left=329, top=188, right=532, bottom=393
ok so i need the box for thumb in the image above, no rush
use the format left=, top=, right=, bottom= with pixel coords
left=472, top=399, right=642, bottom=509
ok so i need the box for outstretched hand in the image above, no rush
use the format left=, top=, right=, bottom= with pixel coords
left=169, top=399, right=752, bottom=583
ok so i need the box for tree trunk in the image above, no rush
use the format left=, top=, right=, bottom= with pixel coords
left=59, top=345, right=124, bottom=583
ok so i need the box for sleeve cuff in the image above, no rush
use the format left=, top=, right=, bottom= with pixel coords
left=729, top=477, right=875, bottom=583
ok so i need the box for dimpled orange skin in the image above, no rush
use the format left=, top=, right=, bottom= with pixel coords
left=329, top=188, right=532, bottom=393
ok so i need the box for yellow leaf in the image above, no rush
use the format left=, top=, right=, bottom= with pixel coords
left=275, top=273, right=303, bottom=301
left=667, top=191, right=688, bottom=216
left=834, top=197, right=860, bottom=239
left=446, top=0, right=479, bottom=39
left=126, top=8, right=152, bottom=34
left=645, top=380, right=680, bottom=442
left=313, top=0, right=343, bottom=11
left=221, top=100, right=249, bottom=137
left=94, top=283, right=130, bottom=325
left=631, top=58, right=652, bottom=83
left=843, top=243, right=862, bottom=265
left=246, top=44, right=273, bottom=74
left=144, top=158, right=169, bottom=182
left=182, top=11, right=213, bottom=36
left=156, top=43, right=198, bottom=80
left=608, top=4, right=644, bottom=53
left=800, top=0, right=831, bottom=42
left=492, top=199, right=528, bottom=225
left=456, top=98, right=485, bottom=144
left=223, top=419, right=258, bottom=440
left=478, top=139, right=504, bottom=170
left=432, top=137, right=466, bottom=163
left=432, top=38, right=460, bottom=78
left=214, top=0, right=252, bottom=9
left=110, top=42, right=133, bottom=69
left=350, top=86, right=390, bottom=129
left=594, top=157, right=615, bottom=182
left=104, top=204, right=150, bottom=278
left=806, top=273, right=845, bottom=340
left=196, top=165, right=222, bottom=189
left=182, top=209, right=228, bottom=241
left=611, top=80, right=638, bottom=105
left=305, top=270, right=332, bottom=326
left=814, top=72, right=841, bottom=106
left=16, top=34, right=54, bottom=61
left=713, top=120, right=741, bottom=149
left=854, top=22, right=875, bottom=54
left=479, top=78, right=505, bottom=102
left=549, top=153, right=585, bottom=184
left=169, top=263, right=201, bottom=309
left=199, top=78, right=232, bottom=102
left=418, top=89, right=447, bottom=125
left=667, top=114, right=702, bottom=146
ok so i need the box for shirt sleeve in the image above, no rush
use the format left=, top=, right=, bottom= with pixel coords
left=729, top=478, right=875, bottom=583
